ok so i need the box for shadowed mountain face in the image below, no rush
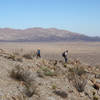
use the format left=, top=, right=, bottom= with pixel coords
left=0, top=27, right=100, bottom=42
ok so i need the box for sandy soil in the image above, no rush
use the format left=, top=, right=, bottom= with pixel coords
left=0, top=42, right=100, bottom=65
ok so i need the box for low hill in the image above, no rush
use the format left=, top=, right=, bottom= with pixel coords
left=0, top=49, right=100, bottom=100
left=0, top=27, right=100, bottom=42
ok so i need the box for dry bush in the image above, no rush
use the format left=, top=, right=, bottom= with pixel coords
left=68, top=66, right=87, bottom=92
left=93, top=96, right=99, bottom=100
left=24, top=86, right=36, bottom=97
left=73, top=75, right=87, bottom=92
left=37, top=67, right=57, bottom=77
left=37, top=69, right=44, bottom=78
left=52, top=85, right=57, bottom=90
left=42, top=67, right=57, bottom=76
left=7, top=54, right=16, bottom=61
left=10, top=65, right=37, bottom=97
left=22, top=52, right=35, bottom=59
left=68, top=66, right=86, bottom=76
left=53, top=90, right=68, bottom=98
left=10, top=65, right=32, bottom=84
left=7, top=53, right=23, bottom=62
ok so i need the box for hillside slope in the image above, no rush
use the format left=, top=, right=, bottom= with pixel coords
left=0, top=49, right=100, bottom=100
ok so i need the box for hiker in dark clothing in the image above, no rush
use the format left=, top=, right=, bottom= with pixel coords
left=36, top=49, right=41, bottom=58
left=62, top=50, right=68, bottom=63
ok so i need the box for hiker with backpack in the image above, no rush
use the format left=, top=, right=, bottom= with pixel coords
left=36, top=49, right=41, bottom=58
left=62, top=50, right=68, bottom=63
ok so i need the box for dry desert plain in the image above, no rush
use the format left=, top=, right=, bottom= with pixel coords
left=0, top=42, right=100, bottom=65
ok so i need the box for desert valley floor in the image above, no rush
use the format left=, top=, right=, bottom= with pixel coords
left=0, top=42, right=100, bottom=65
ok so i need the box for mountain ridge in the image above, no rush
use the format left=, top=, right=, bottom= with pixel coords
left=0, top=27, right=100, bottom=42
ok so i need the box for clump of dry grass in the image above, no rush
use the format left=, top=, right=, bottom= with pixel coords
left=10, top=65, right=36, bottom=97
left=37, top=67, right=57, bottom=77
left=93, top=96, right=99, bottom=100
left=43, top=67, right=56, bottom=76
left=7, top=54, right=16, bottom=61
left=68, top=66, right=87, bottom=92
left=73, top=75, right=87, bottom=92
left=10, top=65, right=30, bottom=83
left=68, top=66, right=86, bottom=76
left=23, top=53, right=33, bottom=59
left=52, top=85, right=57, bottom=90
left=6, top=52, right=23, bottom=62
left=53, top=90, right=68, bottom=98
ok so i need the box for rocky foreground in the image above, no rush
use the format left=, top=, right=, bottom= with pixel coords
left=0, top=49, right=100, bottom=100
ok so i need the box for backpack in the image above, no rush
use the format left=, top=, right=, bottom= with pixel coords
left=62, top=52, right=65, bottom=57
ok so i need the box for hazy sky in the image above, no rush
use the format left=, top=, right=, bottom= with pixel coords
left=0, top=0, right=100, bottom=36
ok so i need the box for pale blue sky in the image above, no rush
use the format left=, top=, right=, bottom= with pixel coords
left=0, top=0, right=100, bottom=36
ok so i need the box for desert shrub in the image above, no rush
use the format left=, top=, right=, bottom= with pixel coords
left=8, top=54, right=16, bottom=61
left=53, top=90, right=68, bottom=98
left=37, top=69, right=44, bottom=78
left=42, top=67, right=56, bottom=76
left=68, top=66, right=87, bottom=92
left=24, top=86, right=36, bottom=97
left=52, top=85, right=57, bottom=89
left=23, top=53, right=33, bottom=59
left=68, top=66, right=86, bottom=82
left=10, top=65, right=31, bottom=84
left=22, top=51, right=36, bottom=59
left=93, top=91, right=96, bottom=96
left=63, top=63, right=67, bottom=68
left=93, top=96, right=98, bottom=100
left=69, top=66, right=86, bottom=76
left=37, top=67, right=57, bottom=77
left=10, top=65, right=36, bottom=97
left=73, top=75, right=87, bottom=92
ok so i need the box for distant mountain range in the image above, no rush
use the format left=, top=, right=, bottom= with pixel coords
left=0, top=27, right=100, bottom=42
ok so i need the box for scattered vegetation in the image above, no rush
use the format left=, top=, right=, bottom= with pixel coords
left=8, top=54, right=16, bottom=61
left=10, top=65, right=30, bottom=83
left=10, top=65, right=36, bottom=97
left=52, top=85, right=57, bottom=90
left=93, top=96, right=99, bottom=100
left=68, top=66, right=87, bottom=92
left=73, top=75, right=87, bottom=92
left=63, top=63, right=67, bottom=68
left=37, top=67, right=57, bottom=77
left=68, top=66, right=86, bottom=76
left=42, top=67, right=57, bottom=76
left=53, top=90, right=68, bottom=98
